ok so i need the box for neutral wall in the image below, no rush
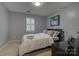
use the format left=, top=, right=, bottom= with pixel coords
left=0, top=3, right=9, bottom=47
left=46, top=3, right=79, bottom=40
left=8, top=12, right=46, bottom=40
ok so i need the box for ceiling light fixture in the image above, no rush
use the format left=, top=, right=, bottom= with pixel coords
left=32, top=2, right=44, bottom=7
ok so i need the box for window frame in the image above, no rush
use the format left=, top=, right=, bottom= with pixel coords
left=26, top=17, right=35, bottom=32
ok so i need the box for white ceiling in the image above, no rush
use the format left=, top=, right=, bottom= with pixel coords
left=3, top=2, right=72, bottom=16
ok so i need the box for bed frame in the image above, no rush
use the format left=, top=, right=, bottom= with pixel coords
left=23, top=46, right=51, bottom=56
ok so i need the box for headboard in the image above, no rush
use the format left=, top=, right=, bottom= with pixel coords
left=47, top=29, right=64, bottom=42
left=47, top=29, right=62, bottom=31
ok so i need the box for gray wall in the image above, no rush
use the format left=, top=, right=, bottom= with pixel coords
left=46, top=3, right=79, bottom=40
left=0, top=3, right=9, bottom=47
left=8, top=12, right=46, bottom=40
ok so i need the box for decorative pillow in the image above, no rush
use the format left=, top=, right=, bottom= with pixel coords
left=47, top=31, right=54, bottom=36
left=53, top=31, right=60, bottom=37
left=43, top=29, right=48, bottom=34
left=27, top=36, right=34, bottom=39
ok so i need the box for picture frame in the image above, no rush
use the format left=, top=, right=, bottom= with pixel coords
left=50, top=15, right=60, bottom=26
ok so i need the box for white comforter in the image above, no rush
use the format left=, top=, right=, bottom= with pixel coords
left=19, top=33, right=53, bottom=56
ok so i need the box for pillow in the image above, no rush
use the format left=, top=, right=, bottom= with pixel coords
left=53, top=31, right=60, bottom=37
left=53, top=37, right=59, bottom=41
left=43, top=29, right=48, bottom=34
left=47, top=31, right=54, bottom=36
left=26, top=36, right=34, bottom=39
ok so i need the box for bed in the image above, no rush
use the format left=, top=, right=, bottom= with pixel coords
left=19, top=29, right=63, bottom=56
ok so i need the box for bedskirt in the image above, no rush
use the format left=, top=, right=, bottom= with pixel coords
left=19, top=38, right=53, bottom=56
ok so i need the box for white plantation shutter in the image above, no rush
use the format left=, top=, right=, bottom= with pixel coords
left=26, top=17, right=35, bottom=32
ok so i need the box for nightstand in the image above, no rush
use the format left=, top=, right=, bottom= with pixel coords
left=53, top=37, right=60, bottom=47
left=51, top=43, right=64, bottom=56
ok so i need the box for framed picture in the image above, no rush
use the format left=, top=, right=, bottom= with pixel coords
left=50, top=15, right=60, bottom=26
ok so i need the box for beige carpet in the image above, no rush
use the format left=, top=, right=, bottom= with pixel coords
left=0, top=40, right=21, bottom=56
left=0, top=40, right=51, bottom=56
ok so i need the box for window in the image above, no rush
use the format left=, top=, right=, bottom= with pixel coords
left=26, top=17, right=35, bottom=32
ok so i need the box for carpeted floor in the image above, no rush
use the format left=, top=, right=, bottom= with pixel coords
left=0, top=40, right=20, bottom=56
left=0, top=40, right=52, bottom=56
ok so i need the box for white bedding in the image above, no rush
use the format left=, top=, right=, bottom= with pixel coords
left=19, top=33, right=54, bottom=56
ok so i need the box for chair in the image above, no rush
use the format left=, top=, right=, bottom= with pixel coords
left=58, top=36, right=76, bottom=55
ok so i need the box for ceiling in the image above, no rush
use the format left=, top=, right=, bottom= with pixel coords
left=3, top=2, right=72, bottom=16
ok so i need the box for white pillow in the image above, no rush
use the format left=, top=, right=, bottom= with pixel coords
left=53, top=31, right=60, bottom=37
left=53, top=37, right=59, bottom=41
left=43, top=29, right=48, bottom=34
